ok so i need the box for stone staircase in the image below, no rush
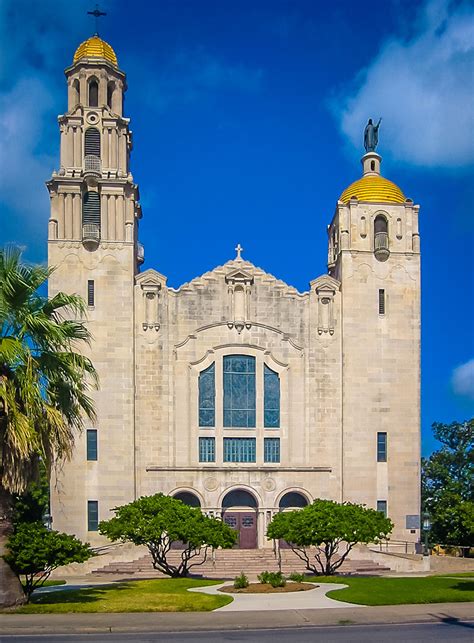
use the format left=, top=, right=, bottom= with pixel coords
left=91, top=548, right=391, bottom=578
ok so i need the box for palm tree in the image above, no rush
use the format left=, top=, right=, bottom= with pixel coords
left=0, top=247, right=97, bottom=606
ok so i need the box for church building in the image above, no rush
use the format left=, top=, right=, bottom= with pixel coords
left=48, top=35, right=421, bottom=549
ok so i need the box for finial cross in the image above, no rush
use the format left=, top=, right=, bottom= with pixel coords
left=235, top=243, right=243, bottom=260
left=87, top=4, right=107, bottom=35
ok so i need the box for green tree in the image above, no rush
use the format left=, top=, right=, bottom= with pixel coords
left=422, top=419, right=474, bottom=551
left=4, top=522, right=92, bottom=601
left=99, top=494, right=237, bottom=577
left=267, top=499, right=393, bottom=575
left=0, top=247, right=97, bottom=607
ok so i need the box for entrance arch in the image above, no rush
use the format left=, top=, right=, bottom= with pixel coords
left=278, top=491, right=309, bottom=549
left=222, top=488, right=258, bottom=549
left=173, top=491, right=201, bottom=508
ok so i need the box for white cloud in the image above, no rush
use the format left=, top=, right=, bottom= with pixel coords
left=334, top=0, right=474, bottom=168
left=452, top=359, right=474, bottom=399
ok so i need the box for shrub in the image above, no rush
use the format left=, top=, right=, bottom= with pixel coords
left=234, top=572, right=249, bottom=589
left=267, top=571, right=286, bottom=588
left=289, top=572, right=305, bottom=583
left=258, top=570, right=271, bottom=584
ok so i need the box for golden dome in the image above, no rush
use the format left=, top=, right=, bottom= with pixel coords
left=340, top=175, right=405, bottom=204
left=73, top=36, right=118, bottom=66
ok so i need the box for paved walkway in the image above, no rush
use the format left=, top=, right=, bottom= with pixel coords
left=190, top=581, right=360, bottom=611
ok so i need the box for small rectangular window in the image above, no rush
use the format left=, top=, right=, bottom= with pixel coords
left=223, top=438, right=256, bottom=463
left=87, top=280, right=95, bottom=307
left=377, top=500, right=387, bottom=517
left=378, top=289, right=385, bottom=315
left=199, top=437, right=215, bottom=462
left=87, top=500, right=99, bottom=531
left=86, top=429, right=98, bottom=461
left=264, top=438, right=280, bottom=463
left=377, top=432, right=387, bottom=462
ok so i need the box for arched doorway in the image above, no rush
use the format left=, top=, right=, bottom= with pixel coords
left=222, top=489, right=258, bottom=549
left=173, top=491, right=201, bottom=508
left=278, top=491, right=309, bottom=549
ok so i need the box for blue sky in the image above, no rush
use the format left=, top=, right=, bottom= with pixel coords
left=1, top=0, right=473, bottom=455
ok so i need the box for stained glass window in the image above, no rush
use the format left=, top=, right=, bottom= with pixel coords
left=223, top=355, right=256, bottom=427
left=223, top=438, right=256, bottom=462
left=377, top=432, right=387, bottom=462
left=199, top=437, right=215, bottom=462
left=377, top=500, right=387, bottom=517
left=87, top=500, right=98, bottom=531
left=264, top=437, right=280, bottom=463
left=199, top=363, right=215, bottom=427
left=264, top=365, right=280, bottom=427
left=86, top=429, right=97, bottom=461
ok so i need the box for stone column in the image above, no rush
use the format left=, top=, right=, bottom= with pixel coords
left=101, top=193, right=108, bottom=239
left=57, top=194, right=65, bottom=239
left=73, top=193, right=81, bottom=239
left=103, top=127, right=109, bottom=169
left=116, top=196, right=124, bottom=241
left=108, top=195, right=116, bottom=240
left=64, top=193, right=73, bottom=239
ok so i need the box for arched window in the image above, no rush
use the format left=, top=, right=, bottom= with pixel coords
left=264, top=365, right=280, bottom=427
left=199, top=363, right=215, bottom=427
left=374, top=214, right=388, bottom=235
left=173, top=492, right=201, bottom=508
left=374, top=214, right=389, bottom=260
left=88, top=79, right=98, bottom=107
left=84, top=127, right=101, bottom=158
left=279, top=492, right=308, bottom=510
left=82, top=191, right=100, bottom=228
left=222, top=489, right=257, bottom=509
left=72, top=79, right=80, bottom=107
left=223, top=355, right=256, bottom=427
left=107, top=82, right=115, bottom=109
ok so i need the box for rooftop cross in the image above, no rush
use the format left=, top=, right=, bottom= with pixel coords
left=87, top=4, right=107, bottom=36
left=235, top=243, right=244, bottom=261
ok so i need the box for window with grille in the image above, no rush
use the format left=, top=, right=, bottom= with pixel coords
left=264, top=437, right=280, bottom=463
left=223, top=438, right=256, bottom=463
left=86, top=429, right=97, bottom=460
left=84, top=127, right=101, bottom=157
left=199, top=437, right=215, bottom=462
left=223, top=355, right=256, bottom=427
left=264, top=365, right=280, bottom=427
left=82, top=192, right=100, bottom=227
left=87, top=280, right=95, bottom=307
left=377, top=500, right=387, bottom=517
left=377, top=432, right=387, bottom=462
left=379, top=289, right=385, bottom=315
left=199, top=363, right=215, bottom=427
left=87, top=500, right=99, bottom=531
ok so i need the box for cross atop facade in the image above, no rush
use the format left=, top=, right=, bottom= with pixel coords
left=87, top=4, right=107, bottom=35
left=235, top=243, right=244, bottom=260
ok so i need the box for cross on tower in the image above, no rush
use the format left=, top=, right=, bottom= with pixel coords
left=235, top=243, right=244, bottom=260
left=87, top=4, right=107, bottom=35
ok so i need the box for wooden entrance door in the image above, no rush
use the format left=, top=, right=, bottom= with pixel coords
left=223, top=511, right=257, bottom=549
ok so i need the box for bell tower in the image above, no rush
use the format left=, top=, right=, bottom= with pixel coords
left=47, top=32, right=142, bottom=542
left=328, top=126, right=421, bottom=542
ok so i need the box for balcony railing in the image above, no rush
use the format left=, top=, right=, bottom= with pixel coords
left=374, top=231, right=390, bottom=261
left=84, top=155, right=101, bottom=175
left=82, top=224, right=100, bottom=250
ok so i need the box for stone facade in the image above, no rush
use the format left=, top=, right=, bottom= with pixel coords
left=48, top=37, right=421, bottom=548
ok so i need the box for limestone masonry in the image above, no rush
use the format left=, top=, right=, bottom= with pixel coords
left=48, top=35, right=421, bottom=548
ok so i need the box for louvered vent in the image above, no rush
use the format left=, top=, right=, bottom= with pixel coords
left=85, top=128, right=100, bottom=157
left=82, top=192, right=100, bottom=226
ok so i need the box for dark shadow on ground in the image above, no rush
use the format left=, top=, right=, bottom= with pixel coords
left=31, top=583, right=131, bottom=605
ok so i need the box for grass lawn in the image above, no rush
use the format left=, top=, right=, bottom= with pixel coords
left=309, top=575, right=474, bottom=606
left=16, top=579, right=232, bottom=614
left=39, top=580, right=67, bottom=587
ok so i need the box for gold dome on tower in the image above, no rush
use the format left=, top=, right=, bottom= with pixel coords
left=339, top=175, right=405, bottom=204
left=73, top=36, right=118, bottom=66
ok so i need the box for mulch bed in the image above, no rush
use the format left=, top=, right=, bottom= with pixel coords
left=220, top=582, right=317, bottom=594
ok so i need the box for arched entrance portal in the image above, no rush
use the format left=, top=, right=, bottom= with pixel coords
left=173, top=491, right=201, bottom=508
left=222, top=489, right=258, bottom=549
left=278, top=491, right=309, bottom=549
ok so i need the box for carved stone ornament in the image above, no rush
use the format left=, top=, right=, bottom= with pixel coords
left=225, top=268, right=254, bottom=334
left=136, top=269, right=167, bottom=332
left=310, top=275, right=340, bottom=336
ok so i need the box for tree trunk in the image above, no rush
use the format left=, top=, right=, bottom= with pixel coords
left=0, top=487, right=26, bottom=607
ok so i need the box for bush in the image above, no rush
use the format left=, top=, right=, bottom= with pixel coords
left=234, top=572, right=249, bottom=589
left=257, top=570, right=271, bottom=584
left=267, top=571, right=286, bottom=588
left=289, top=572, right=305, bottom=583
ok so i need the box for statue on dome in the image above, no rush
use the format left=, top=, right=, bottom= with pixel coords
left=364, top=118, right=382, bottom=152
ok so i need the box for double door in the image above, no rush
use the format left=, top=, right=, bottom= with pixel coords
left=223, top=511, right=257, bottom=549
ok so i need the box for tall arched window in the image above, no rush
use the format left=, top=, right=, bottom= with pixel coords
left=199, top=363, right=215, bottom=427
left=84, top=127, right=101, bottom=158
left=264, top=365, right=280, bottom=427
left=88, top=79, right=98, bottom=107
left=107, top=82, right=115, bottom=109
left=82, top=191, right=100, bottom=229
left=374, top=214, right=389, bottom=260
left=223, top=355, right=256, bottom=427
left=72, top=79, right=80, bottom=107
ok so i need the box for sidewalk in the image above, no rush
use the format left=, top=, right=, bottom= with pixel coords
left=0, top=603, right=472, bottom=635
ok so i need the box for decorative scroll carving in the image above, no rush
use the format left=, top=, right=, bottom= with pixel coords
left=225, top=268, right=254, bottom=334
left=311, top=275, right=340, bottom=336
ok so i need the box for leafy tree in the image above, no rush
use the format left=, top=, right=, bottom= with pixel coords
left=0, top=247, right=97, bottom=607
left=99, top=494, right=236, bottom=577
left=267, top=499, right=393, bottom=575
left=4, top=522, right=92, bottom=601
left=12, top=461, right=50, bottom=525
left=422, top=419, right=474, bottom=550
